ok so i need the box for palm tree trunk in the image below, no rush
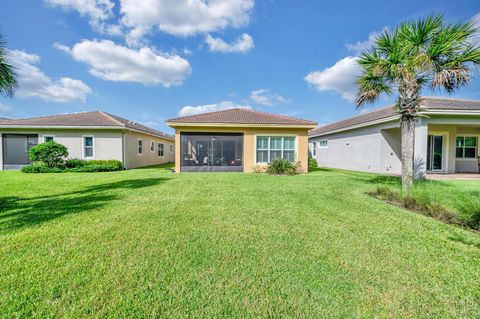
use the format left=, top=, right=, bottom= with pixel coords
left=400, top=118, right=415, bottom=193
left=398, top=80, right=420, bottom=194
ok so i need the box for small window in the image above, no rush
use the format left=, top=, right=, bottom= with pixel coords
left=150, top=141, right=155, bottom=152
left=84, top=136, right=94, bottom=158
left=157, top=143, right=164, bottom=157
left=44, top=135, right=55, bottom=143
left=456, top=136, right=477, bottom=158
left=170, top=144, right=173, bottom=153
left=311, top=142, right=316, bottom=157
left=138, top=139, right=143, bottom=155
left=319, top=140, right=328, bottom=148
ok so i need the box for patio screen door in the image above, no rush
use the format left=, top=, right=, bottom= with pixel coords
left=427, top=135, right=443, bottom=171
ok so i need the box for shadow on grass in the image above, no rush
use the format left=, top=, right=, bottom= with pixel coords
left=0, top=178, right=169, bottom=233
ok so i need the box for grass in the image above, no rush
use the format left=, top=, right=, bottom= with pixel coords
left=1, top=165, right=479, bottom=318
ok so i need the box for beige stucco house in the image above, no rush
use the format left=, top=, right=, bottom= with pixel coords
left=166, top=108, right=317, bottom=173
left=0, top=111, right=174, bottom=170
left=308, top=97, right=480, bottom=178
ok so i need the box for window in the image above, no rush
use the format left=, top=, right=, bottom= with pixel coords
left=311, top=142, right=316, bottom=157
left=319, top=140, right=328, bottom=148
left=456, top=136, right=477, bottom=158
left=170, top=144, right=173, bottom=153
left=150, top=141, right=155, bottom=152
left=256, top=136, right=296, bottom=163
left=44, top=135, right=55, bottom=143
left=157, top=143, right=164, bottom=157
left=138, top=139, right=143, bottom=155
left=84, top=136, right=94, bottom=158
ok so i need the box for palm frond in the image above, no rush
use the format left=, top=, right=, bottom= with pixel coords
left=0, top=32, right=18, bottom=97
left=355, top=72, right=393, bottom=108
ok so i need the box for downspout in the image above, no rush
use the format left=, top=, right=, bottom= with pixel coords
left=122, top=131, right=126, bottom=169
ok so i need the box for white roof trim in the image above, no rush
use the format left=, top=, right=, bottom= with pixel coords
left=0, top=125, right=174, bottom=141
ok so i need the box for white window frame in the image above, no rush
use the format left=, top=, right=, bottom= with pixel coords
left=138, top=139, right=143, bottom=156
left=157, top=143, right=164, bottom=158
left=255, top=135, right=297, bottom=164
left=150, top=141, right=155, bottom=152
left=311, top=142, right=317, bottom=157
left=318, top=139, right=328, bottom=148
left=43, top=135, right=55, bottom=143
left=170, top=144, right=173, bottom=153
left=456, top=135, right=478, bottom=159
left=82, top=135, right=95, bottom=159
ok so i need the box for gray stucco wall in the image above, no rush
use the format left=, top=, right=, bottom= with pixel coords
left=0, top=128, right=175, bottom=170
left=309, top=121, right=402, bottom=175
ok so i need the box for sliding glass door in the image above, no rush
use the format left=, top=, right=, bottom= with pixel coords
left=427, top=135, right=444, bottom=171
left=180, top=133, right=243, bottom=172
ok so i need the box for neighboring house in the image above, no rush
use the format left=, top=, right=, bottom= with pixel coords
left=166, top=108, right=317, bottom=172
left=309, top=97, right=480, bottom=178
left=0, top=117, right=10, bottom=121
left=0, top=111, right=175, bottom=170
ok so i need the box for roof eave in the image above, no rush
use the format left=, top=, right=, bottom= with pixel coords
left=166, top=122, right=317, bottom=129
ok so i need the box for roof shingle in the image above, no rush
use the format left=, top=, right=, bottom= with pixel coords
left=309, top=97, right=480, bottom=137
left=0, top=111, right=174, bottom=140
left=167, top=108, right=317, bottom=126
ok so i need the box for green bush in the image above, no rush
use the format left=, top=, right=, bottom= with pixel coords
left=29, top=141, right=68, bottom=167
left=21, top=164, right=63, bottom=173
left=308, top=157, right=317, bottom=171
left=65, top=158, right=86, bottom=168
left=23, top=159, right=123, bottom=173
left=266, top=158, right=298, bottom=175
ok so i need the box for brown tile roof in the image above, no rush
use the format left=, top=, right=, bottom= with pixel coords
left=0, top=111, right=174, bottom=140
left=309, top=97, right=480, bottom=137
left=167, top=108, right=317, bottom=126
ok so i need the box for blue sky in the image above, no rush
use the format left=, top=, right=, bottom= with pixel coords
left=1, top=0, right=479, bottom=133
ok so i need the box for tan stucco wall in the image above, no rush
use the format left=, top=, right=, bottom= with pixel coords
left=124, top=131, right=175, bottom=169
left=173, top=126, right=309, bottom=173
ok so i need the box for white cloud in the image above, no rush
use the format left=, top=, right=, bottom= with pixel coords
left=345, top=29, right=386, bottom=53
left=120, top=0, right=254, bottom=38
left=304, top=56, right=362, bottom=102
left=250, top=89, right=286, bottom=106
left=178, top=101, right=251, bottom=116
left=44, top=0, right=115, bottom=31
left=11, top=50, right=91, bottom=102
left=56, top=39, right=192, bottom=87
left=205, top=33, right=254, bottom=53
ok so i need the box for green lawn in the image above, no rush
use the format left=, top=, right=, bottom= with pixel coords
left=1, top=166, right=479, bottom=318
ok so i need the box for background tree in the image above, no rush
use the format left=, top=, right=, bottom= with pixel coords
left=355, top=14, right=480, bottom=193
left=0, top=31, right=17, bottom=97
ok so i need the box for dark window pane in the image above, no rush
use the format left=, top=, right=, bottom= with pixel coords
left=464, top=148, right=476, bottom=158
left=456, top=137, right=464, bottom=147
left=284, top=150, right=295, bottom=162
left=270, top=137, right=282, bottom=149
left=283, top=137, right=295, bottom=150
left=270, top=150, right=282, bottom=160
left=465, top=137, right=477, bottom=147
left=85, top=148, right=93, bottom=157
left=257, top=150, right=268, bottom=163
left=45, top=136, right=54, bottom=142
left=456, top=147, right=464, bottom=158
left=257, top=137, right=268, bottom=149
left=85, top=137, right=93, bottom=147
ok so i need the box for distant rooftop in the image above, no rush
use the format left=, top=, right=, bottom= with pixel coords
left=309, top=97, right=480, bottom=137
left=167, top=108, right=317, bottom=126
left=0, top=111, right=174, bottom=140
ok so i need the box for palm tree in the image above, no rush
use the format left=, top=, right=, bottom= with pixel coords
left=355, top=14, right=480, bottom=193
left=0, top=32, right=17, bottom=97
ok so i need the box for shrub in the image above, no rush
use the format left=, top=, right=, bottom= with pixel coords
left=72, top=164, right=122, bottom=172
left=21, top=164, right=63, bottom=173
left=65, top=159, right=123, bottom=171
left=29, top=141, right=68, bottom=168
left=65, top=158, right=86, bottom=168
left=308, top=157, right=317, bottom=171
left=85, top=160, right=123, bottom=171
left=252, top=164, right=267, bottom=173
left=266, top=159, right=298, bottom=175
